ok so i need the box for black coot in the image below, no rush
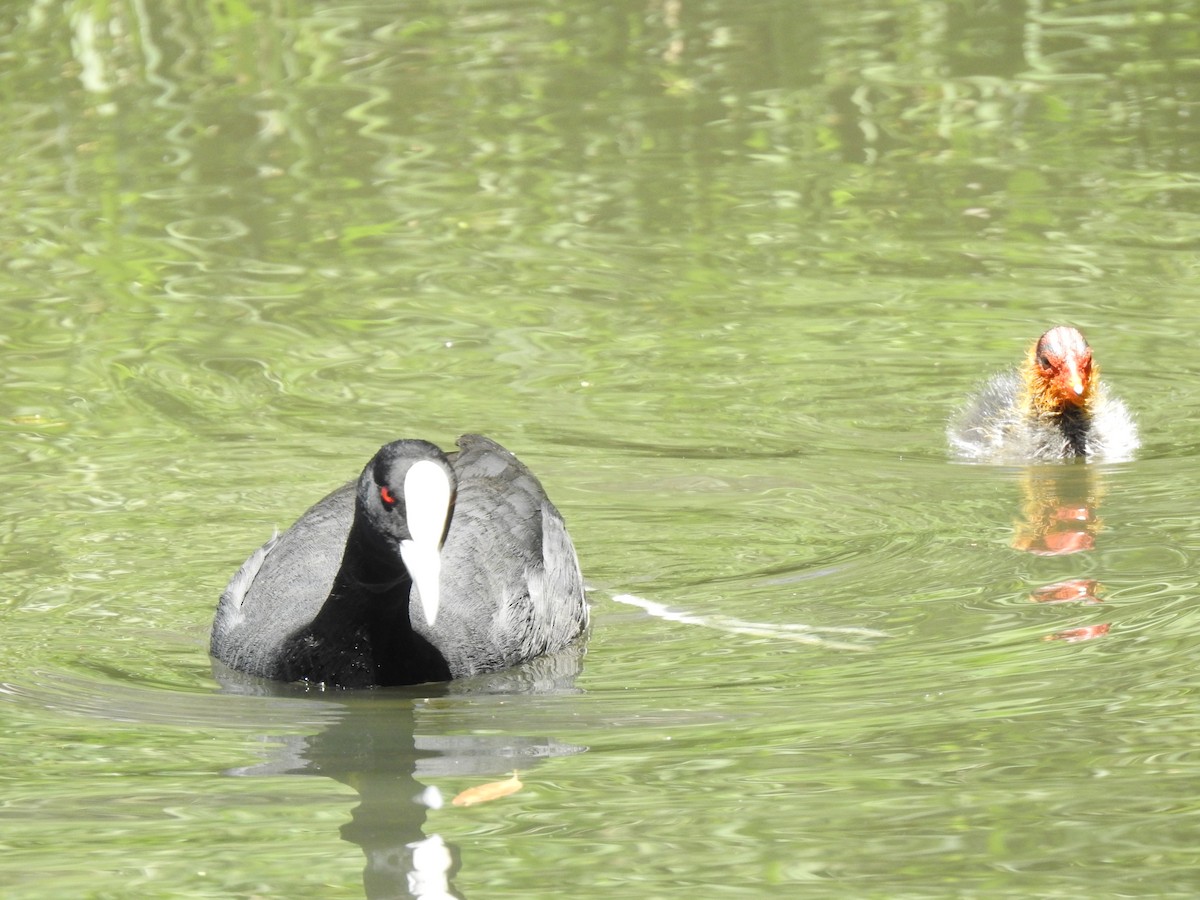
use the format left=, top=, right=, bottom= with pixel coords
left=210, top=435, right=588, bottom=687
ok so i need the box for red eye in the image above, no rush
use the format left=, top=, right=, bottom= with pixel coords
left=379, top=486, right=397, bottom=508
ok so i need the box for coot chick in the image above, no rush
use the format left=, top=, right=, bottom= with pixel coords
left=948, top=326, right=1139, bottom=463
left=211, top=435, right=588, bottom=687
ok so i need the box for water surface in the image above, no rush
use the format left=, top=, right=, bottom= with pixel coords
left=3, top=1, right=1200, bottom=897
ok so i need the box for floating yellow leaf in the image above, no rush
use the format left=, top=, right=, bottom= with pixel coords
left=451, top=771, right=522, bottom=807
left=9, top=415, right=66, bottom=428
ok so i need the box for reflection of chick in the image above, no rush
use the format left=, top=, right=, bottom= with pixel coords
left=949, top=326, right=1139, bottom=462
left=1030, top=579, right=1102, bottom=604
left=1011, top=466, right=1104, bottom=556
left=1044, top=623, right=1110, bottom=643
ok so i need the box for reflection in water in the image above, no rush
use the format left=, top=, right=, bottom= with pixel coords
left=214, top=647, right=587, bottom=899
left=1011, top=466, right=1110, bottom=641
left=1012, top=466, right=1105, bottom=557
left=1030, top=578, right=1103, bottom=605
left=1045, top=623, right=1111, bottom=643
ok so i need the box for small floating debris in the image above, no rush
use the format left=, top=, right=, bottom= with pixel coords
left=451, top=771, right=523, bottom=807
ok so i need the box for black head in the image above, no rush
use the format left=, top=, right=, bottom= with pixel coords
left=355, top=440, right=457, bottom=626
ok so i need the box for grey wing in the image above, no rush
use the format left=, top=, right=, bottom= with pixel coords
left=209, top=483, right=356, bottom=677
left=431, top=435, right=587, bottom=675
left=211, top=530, right=280, bottom=638
left=518, top=499, right=588, bottom=652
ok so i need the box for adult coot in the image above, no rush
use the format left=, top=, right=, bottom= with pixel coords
left=948, top=326, right=1139, bottom=463
left=211, top=435, right=588, bottom=687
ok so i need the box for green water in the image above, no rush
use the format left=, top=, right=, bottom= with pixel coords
left=3, top=1, right=1200, bottom=897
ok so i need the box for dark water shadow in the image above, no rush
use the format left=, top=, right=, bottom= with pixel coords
left=212, top=646, right=588, bottom=899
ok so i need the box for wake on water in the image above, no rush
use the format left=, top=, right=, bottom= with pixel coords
left=612, top=594, right=888, bottom=652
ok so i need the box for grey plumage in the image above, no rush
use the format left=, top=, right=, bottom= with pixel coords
left=948, top=369, right=1139, bottom=463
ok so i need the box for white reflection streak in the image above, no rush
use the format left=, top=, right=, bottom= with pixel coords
left=612, top=594, right=887, bottom=650
left=69, top=9, right=111, bottom=96
left=406, top=834, right=454, bottom=900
